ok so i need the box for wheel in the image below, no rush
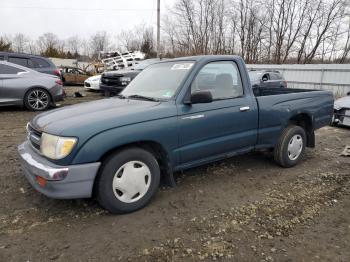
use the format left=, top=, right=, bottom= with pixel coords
left=24, top=88, right=51, bottom=111
left=96, top=147, right=160, bottom=214
left=274, top=125, right=306, bottom=167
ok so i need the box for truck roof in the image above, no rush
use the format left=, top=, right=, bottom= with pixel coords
left=169, top=55, right=242, bottom=62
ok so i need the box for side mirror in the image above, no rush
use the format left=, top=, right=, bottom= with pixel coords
left=187, top=90, right=213, bottom=104
left=347, top=91, right=350, bottom=96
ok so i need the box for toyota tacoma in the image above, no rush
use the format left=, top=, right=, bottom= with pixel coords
left=18, top=55, right=334, bottom=214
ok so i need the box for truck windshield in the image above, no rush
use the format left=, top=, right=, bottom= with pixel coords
left=122, top=61, right=194, bottom=100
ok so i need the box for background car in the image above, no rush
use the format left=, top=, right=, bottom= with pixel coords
left=248, top=70, right=287, bottom=92
left=0, top=51, right=61, bottom=78
left=0, top=61, right=64, bottom=111
left=59, top=66, right=91, bottom=85
left=100, top=58, right=164, bottom=96
left=333, top=92, right=350, bottom=127
left=84, top=75, right=101, bottom=90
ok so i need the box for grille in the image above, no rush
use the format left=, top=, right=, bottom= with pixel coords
left=27, top=124, right=42, bottom=151
left=101, top=76, right=122, bottom=87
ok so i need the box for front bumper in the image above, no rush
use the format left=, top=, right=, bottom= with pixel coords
left=100, top=83, right=125, bottom=94
left=84, top=81, right=101, bottom=90
left=18, top=141, right=101, bottom=199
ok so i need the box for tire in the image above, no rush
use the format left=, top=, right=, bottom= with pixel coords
left=96, top=147, right=160, bottom=214
left=274, top=125, right=307, bottom=167
left=24, top=88, right=51, bottom=111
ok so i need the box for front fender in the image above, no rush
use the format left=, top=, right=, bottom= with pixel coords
left=71, top=117, right=178, bottom=166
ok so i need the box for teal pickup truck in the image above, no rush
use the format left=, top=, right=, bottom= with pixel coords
left=18, top=55, right=334, bottom=213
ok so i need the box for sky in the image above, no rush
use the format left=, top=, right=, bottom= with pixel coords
left=0, top=0, right=175, bottom=39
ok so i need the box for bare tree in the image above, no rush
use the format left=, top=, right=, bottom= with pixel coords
left=12, top=33, right=29, bottom=53
left=66, top=35, right=81, bottom=56
left=1, top=0, right=348, bottom=63
left=338, top=17, right=350, bottom=62
left=37, top=33, right=60, bottom=55
left=89, top=31, right=110, bottom=57
left=303, top=0, right=346, bottom=63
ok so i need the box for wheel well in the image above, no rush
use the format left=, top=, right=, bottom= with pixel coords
left=24, top=86, right=53, bottom=102
left=288, top=113, right=315, bottom=147
left=92, top=141, right=174, bottom=197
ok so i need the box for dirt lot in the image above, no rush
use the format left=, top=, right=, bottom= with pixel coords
left=0, top=87, right=349, bottom=262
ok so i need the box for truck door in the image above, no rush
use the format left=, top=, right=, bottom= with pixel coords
left=177, top=61, right=258, bottom=165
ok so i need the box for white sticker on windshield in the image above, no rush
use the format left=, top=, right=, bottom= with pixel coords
left=171, top=63, right=194, bottom=70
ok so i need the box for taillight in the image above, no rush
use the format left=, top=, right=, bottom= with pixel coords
left=55, top=79, right=63, bottom=86
left=282, top=81, right=287, bottom=88
left=54, top=69, right=61, bottom=77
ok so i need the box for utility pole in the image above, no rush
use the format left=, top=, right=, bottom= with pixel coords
left=157, top=0, right=160, bottom=57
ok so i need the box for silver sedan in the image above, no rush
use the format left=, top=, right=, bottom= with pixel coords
left=0, top=61, right=64, bottom=111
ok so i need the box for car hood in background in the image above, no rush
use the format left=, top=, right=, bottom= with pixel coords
left=31, top=97, right=176, bottom=139
left=85, top=75, right=101, bottom=82
left=334, top=96, right=350, bottom=109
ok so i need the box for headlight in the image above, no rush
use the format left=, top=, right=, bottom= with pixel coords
left=120, top=77, right=131, bottom=82
left=120, top=76, right=131, bottom=85
left=334, top=104, right=341, bottom=111
left=41, top=133, right=77, bottom=159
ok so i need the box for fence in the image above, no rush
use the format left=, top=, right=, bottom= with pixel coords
left=246, top=64, right=350, bottom=97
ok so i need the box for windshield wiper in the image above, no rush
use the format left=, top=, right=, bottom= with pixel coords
left=127, top=94, right=160, bottom=102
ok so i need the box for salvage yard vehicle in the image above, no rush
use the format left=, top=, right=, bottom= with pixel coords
left=84, top=75, right=101, bottom=91
left=0, top=61, right=64, bottom=111
left=333, top=92, right=350, bottom=127
left=18, top=55, right=334, bottom=214
left=60, top=66, right=91, bottom=86
left=100, top=58, right=163, bottom=96
left=248, top=70, right=287, bottom=95
left=0, top=51, right=61, bottom=78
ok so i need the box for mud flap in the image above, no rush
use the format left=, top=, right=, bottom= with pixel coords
left=162, top=167, right=176, bottom=187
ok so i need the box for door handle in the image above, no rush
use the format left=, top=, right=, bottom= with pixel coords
left=240, top=106, right=250, bottom=112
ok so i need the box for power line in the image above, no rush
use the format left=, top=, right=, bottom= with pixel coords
left=0, top=6, right=155, bottom=12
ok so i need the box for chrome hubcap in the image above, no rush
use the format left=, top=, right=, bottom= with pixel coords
left=28, top=90, right=49, bottom=110
left=112, top=161, right=151, bottom=203
left=287, top=134, right=303, bottom=160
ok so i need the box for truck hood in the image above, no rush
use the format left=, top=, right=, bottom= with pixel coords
left=31, top=97, right=176, bottom=137
left=103, top=69, right=140, bottom=78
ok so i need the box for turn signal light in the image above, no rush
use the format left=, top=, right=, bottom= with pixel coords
left=36, top=176, right=47, bottom=187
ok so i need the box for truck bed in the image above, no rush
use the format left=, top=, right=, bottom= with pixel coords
left=254, top=87, right=334, bottom=149
left=254, top=87, right=319, bottom=97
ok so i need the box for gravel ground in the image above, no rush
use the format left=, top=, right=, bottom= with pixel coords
left=0, top=86, right=349, bottom=261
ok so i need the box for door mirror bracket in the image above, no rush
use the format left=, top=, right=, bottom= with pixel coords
left=185, top=90, right=213, bottom=104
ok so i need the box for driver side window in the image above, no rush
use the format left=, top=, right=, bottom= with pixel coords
left=191, top=61, right=243, bottom=100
